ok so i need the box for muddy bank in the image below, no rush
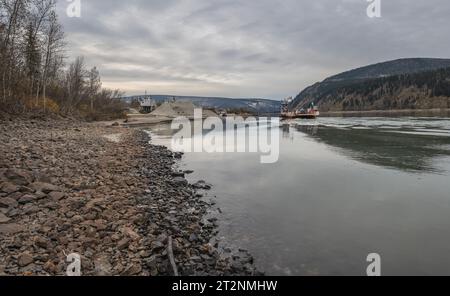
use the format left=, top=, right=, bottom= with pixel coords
left=0, top=119, right=259, bottom=276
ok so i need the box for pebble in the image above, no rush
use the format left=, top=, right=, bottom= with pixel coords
left=0, top=213, right=11, bottom=223
left=0, top=197, right=19, bottom=208
left=48, top=191, right=65, bottom=201
left=18, top=253, right=34, bottom=267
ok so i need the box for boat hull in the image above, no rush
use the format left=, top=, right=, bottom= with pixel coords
left=281, top=114, right=318, bottom=120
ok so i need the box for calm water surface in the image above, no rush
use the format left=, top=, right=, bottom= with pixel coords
left=147, top=117, right=450, bottom=275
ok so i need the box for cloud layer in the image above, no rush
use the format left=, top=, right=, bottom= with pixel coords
left=56, top=0, right=450, bottom=99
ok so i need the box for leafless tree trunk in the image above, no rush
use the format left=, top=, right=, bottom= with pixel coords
left=1, top=0, right=24, bottom=104
left=88, top=66, right=101, bottom=112
left=40, top=10, right=63, bottom=111
left=27, top=0, right=55, bottom=104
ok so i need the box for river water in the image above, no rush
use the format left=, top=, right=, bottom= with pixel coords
left=146, top=116, right=450, bottom=275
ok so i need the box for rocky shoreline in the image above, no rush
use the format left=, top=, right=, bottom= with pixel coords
left=0, top=118, right=260, bottom=276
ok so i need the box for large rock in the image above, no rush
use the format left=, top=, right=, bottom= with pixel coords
left=5, top=169, right=34, bottom=186
left=43, top=261, right=57, bottom=274
left=48, top=191, right=65, bottom=201
left=172, top=177, right=188, bottom=187
left=0, top=197, right=18, bottom=209
left=93, top=219, right=108, bottom=231
left=192, top=180, right=212, bottom=190
left=85, top=198, right=104, bottom=210
left=34, top=172, right=52, bottom=183
left=17, top=253, right=33, bottom=267
left=0, top=213, right=11, bottom=223
left=121, top=226, right=140, bottom=241
left=1, top=182, right=19, bottom=194
left=29, top=182, right=61, bottom=194
left=7, top=191, right=23, bottom=200
left=18, top=194, right=37, bottom=204
left=0, top=223, right=25, bottom=234
left=33, top=236, right=49, bottom=249
left=171, top=171, right=185, bottom=177
left=117, top=238, right=130, bottom=250
left=94, top=256, right=113, bottom=276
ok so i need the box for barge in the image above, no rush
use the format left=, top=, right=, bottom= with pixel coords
left=280, top=98, right=320, bottom=119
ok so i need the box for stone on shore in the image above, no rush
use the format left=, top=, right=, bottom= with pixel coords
left=5, top=169, right=34, bottom=186
left=0, top=119, right=260, bottom=276
left=0, top=223, right=24, bottom=234
left=18, top=253, right=34, bottom=267
left=0, top=213, right=11, bottom=223
left=192, top=180, right=212, bottom=190
left=0, top=197, right=18, bottom=208
left=1, top=182, right=19, bottom=194
left=29, top=182, right=61, bottom=194
left=48, top=191, right=65, bottom=201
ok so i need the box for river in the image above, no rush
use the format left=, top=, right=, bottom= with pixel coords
left=146, top=116, right=450, bottom=275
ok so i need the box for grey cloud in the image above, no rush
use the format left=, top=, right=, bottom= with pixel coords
left=56, top=0, right=450, bottom=98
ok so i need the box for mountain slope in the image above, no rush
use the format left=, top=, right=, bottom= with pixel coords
left=292, top=58, right=450, bottom=111
left=326, top=58, right=450, bottom=82
left=124, top=95, right=281, bottom=113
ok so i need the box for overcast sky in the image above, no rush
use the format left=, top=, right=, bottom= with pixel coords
left=56, top=0, right=450, bottom=99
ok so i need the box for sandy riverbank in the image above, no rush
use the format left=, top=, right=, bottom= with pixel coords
left=0, top=118, right=259, bottom=276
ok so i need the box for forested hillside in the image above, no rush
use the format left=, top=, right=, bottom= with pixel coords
left=292, top=58, right=450, bottom=112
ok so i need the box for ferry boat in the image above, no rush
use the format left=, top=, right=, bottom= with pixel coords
left=280, top=98, right=320, bottom=119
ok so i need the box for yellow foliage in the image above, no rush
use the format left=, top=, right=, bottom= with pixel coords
left=79, top=104, right=89, bottom=112
left=23, top=97, right=60, bottom=113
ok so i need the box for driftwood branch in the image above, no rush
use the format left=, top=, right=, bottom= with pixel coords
left=167, top=236, right=179, bottom=276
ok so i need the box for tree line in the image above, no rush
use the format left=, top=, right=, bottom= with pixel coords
left=294, top=66, right=450, bottom=111
left=0, top=0, right=126, bottom=120
left=338, top=67, right=450, bottom=110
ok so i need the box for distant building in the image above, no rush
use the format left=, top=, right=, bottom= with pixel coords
left=139, top=97, right=156, bottom=113
left=216, top=109, right=227, bottom=117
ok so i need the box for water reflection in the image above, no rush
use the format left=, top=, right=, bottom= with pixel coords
left=147, top=116, right=450, bottom=275
left=291, top=123, right=450, bottom=173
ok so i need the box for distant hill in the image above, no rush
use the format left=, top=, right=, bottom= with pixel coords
left=291, top=58, right=450, bottom=112
left=123, top=95, right=281, bottom=114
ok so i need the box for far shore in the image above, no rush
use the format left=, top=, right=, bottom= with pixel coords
left=321, top=108, right=450, bottom=117
left=95, top=107, right=450, bottom=128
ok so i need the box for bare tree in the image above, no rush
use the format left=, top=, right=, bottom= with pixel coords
left=1, top=0, right=26, bottom=104
left=26, top=0, right=55, bottom=101
left=0, top=1, right=125, bottom=119
left=24, top=21, right=40, bottom=98
left=87, top=66, right=101, bottom=111
left=39, top=9, right=64, bottom=110
left=64, top=56, right=86, bottom=113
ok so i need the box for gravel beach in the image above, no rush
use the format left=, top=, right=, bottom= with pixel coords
left=0, top=118, right=259, bottom=276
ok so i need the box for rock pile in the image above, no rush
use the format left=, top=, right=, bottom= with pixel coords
left=0, top=119, right=259, bottom=276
